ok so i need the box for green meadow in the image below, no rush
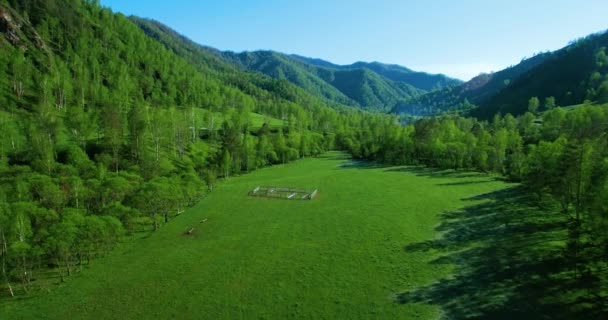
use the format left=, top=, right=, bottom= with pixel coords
left=2, top=153, right=510, bottom=319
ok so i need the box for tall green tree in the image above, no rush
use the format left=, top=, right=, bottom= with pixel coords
left=528, top=96, right=540, bottom=114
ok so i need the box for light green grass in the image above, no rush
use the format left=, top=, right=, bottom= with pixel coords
left=1, top=152, right=510, bottom=319
left=546, top=102, right=607, bottom=111
left=193, top=109, right=284, bottom=131
left=249, top=112, right=284, bottom=130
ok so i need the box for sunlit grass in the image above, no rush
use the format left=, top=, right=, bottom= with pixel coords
left=2, top=152, right=510, bottom=319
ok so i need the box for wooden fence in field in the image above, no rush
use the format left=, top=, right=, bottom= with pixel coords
left=248, top=186, right=318, bottom=200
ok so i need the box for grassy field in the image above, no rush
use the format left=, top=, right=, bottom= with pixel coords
left=193, top=109, right=285, bottom=132
left=1, top=152, right=511, bottom=319
left=249, top=112, right=284, bottom=130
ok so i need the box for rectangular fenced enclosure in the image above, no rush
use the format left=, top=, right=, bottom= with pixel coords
left=248, top=186, right=318, bottom=200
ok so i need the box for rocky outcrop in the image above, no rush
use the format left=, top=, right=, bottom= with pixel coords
left=0, top=6, right=22, bottom=46
left=461, top=73, right=493, bottom=92
left=0, top=6, right=48, bottom=52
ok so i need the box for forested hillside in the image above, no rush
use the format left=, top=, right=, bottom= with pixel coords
left=287, top=56, right=461, bottom=91
left=221, top=51, right=461, bottom=111
left=0, top=0, right=356, bottom=295
left=341, top=61, right=459, bottom=91
left=221, top=50, right=360, bottom=106
left=128, top=16, right=353, bottom=114
left=392, top=53, right=551, bottom=116
left=475, top=31, right=608, bottom=117
left=393, top=30, right=608, bottom=118
left=129, top=20, right=460, bottom=112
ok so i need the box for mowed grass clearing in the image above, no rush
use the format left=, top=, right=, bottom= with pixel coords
left=2, top=152, right=510, bottom=319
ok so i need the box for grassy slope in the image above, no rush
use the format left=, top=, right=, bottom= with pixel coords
left=190, top=109, right=284, bottom=131
left=249, top=112, right=284, bottom=130
left=2, top=153, right=509, bottom=319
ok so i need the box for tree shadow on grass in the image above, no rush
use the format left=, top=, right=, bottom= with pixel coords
left=397, top=186, right=608, bottom=319
left=336, top=159, right=390, bottom=170
left=437, top=180, right=496, bottom=186
left=385, top=166, right=493, bottom=180
left=318, top=153, right=351, bottom=161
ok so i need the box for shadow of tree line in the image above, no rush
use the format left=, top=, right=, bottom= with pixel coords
left=385, top=166, right=497, bottom=180
left=397, top=186, right=608, bottom=319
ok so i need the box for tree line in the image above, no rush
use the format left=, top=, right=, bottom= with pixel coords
left=339, top=104, right=608, bottom=293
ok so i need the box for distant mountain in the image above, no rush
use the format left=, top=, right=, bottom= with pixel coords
left=392, top=53, right=552, bottom=116
left=220, top=51, right=427, bottom=111
left=288, top=54, right=342, bottom=69
left=474, top=31, right=608, bottom=118
left=346, top=61, right=459, bottom=91
left=288, top=56, right=459, bottom=91
left=223, top=52, right=461, bottom=111
left=393, top=30, right=608, bottom=118
left=130, top=17, right=349, bottom=109
left=221, top=50, right=359, bottom=106
left=131, top=18, right=460, bottom=112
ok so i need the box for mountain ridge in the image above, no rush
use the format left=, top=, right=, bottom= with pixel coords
left=392, top=29, right=608, bottom=118
left=391, top=52, right=553, bottom=116
left=130, top=18, right=461, bottom=112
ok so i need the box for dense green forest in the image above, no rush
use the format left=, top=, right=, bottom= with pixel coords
left=0, top=0, right=355, bottom=295
left=1, top=0, right=607, bottom=315
left=393, top=30, right=608, bottom=117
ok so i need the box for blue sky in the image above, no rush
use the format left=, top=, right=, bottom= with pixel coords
left=101, top=0, right=608, bottom=81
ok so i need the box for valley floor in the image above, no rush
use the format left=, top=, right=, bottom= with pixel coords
left=1, top=152, right=511, bottom=319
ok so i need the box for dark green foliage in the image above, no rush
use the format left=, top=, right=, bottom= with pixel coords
left=393, top=52, right=552, bottom=116
left=476, top=32, right=608, bottom=117
left=394, top=30, right=608, bottom=118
